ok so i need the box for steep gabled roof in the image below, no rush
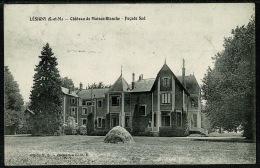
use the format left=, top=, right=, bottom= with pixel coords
left=77, top=88, right=109, bottom=99
left=61, top=87, right=78, bottom=97
left=159, top=63, right=172, bottom=72
left=152, top=63, right=190, bottom=95
left=109, top=75, right=130, bottom=92
left=177, top=75, right=200, bottom=94
left=131, top=78, right=155, bottom=92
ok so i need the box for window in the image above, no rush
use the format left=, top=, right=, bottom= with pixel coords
left=154, top=114, right=157, bottom=127
left=71, top=107, right=77, bottom=116
left=161, top=93, right=171, bottom=104
left=82, top=118, right=87, bottom=126
left=125, top=114, right=130, bottom=127
left=82, top=108, right=87, bottom=115
left=111, top=96, right=120, bottom=106
left=176, top=112, right=182, bottom=127
left=111, top=113, right=119, bottom=127
left=161, top=112, right=171, bottom=126
left=97, top=118, right=102, bottom=128
left=71, top=98, right=75, bottom=104
left=163, top=77, right=170, bottom=86
left=191, top=100, right=198, bottom=109
left=139, top=105, right=146, bottom=116
left=86, top=101, right=93, bottom=106
left=192, top=114, right=197, bottom=128
left=102, top=119, right=105, bottom=127
left=97, top=100, right=102, bottom=108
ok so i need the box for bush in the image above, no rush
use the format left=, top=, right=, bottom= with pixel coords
left=132, top=131, right=154, bottom=137
left=64, top=117, right=79, bottom=135
left=5, top=126, right=16, bottom=135
left=105, top=114, right=110, bottom=129
left=16, top=125, right=32, bottom=134
left=87, top=114, right=94, bottom=135
left=64, top=127, right=78, bottom=135
left=90, top=129, right=109, bottom=136
left=132, top=102, right=150, bottom=133
left=79, top=125, right=87, bottom=135
left=159, top=127, right=189, bottom=137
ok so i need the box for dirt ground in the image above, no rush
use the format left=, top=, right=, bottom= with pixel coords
left=4, top=135, right=256, bottom=165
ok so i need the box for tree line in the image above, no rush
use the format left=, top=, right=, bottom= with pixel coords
left=201, top=16, right=255, bottom=140
left=4, top=43, right=111, bottom=135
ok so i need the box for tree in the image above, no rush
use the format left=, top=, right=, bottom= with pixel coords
left=132, top=96, right=149, bottom=133
left=29, top=43, right=63, bottom=135
left=4, top=66, right=24, bottom=111
left=61, top=77, right=75, bottom=90
left=201, top=17, right=255, bottom=139
left=87, top=113, right=94, bottom=135
left=4, top=66, right=24, bottom=133
left=87, top=82, right=111, bottom=89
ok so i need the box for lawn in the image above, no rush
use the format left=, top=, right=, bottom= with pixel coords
left=5, top=135, right=256, bottom=165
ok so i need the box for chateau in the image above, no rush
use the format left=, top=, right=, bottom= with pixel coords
left=61, top=60, right=207, bottom=136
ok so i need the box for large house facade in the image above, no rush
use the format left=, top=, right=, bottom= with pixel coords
left=61, top=61, right=208, bottom=136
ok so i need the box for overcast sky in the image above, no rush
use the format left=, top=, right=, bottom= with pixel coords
left=4, top=4, right=254, bottom=103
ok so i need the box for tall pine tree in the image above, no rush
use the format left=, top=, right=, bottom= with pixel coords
left=29, top=43, right=63, bottom=135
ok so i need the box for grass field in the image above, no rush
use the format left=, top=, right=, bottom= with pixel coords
left=5, top=135, right=256, bottom=165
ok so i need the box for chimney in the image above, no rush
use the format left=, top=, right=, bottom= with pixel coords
left=132, top=73, right=135, bottom=90
left=79, top=82, right=83, bottom=90
left=182, top=59, right=185, bottom=87
left=139, top=74, right=143, bottom=81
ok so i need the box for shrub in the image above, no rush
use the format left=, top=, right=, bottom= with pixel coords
left=90, top=129, right=109, bottom=136
left=159, top=127, right=189, bottom=137
left=16, top=125, right=32, bottom=134
left=132, top=101, right=150, bottom=133
left=132, top=131, right=154, bottom=137
left=87, top=113, right=94, bottom=135
left=105, top=114, right=110, bottom=129
left=64, top=117, right=78, bottom=135
left=79, top=125, right=87, bottom=135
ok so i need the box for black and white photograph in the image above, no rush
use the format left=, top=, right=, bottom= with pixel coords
left=4, top=3, right=255, bottom=165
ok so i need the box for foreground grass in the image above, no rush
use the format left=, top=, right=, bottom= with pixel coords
left=5, top=135, right=255, bottom=165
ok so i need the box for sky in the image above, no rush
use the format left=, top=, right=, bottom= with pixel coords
left=4, top=4, right=255, bottom=103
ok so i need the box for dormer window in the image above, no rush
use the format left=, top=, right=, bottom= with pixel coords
left=163, top=77, right=170, bottom=86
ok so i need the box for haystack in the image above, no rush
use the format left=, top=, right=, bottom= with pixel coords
left=104, top=126, right=134, bottom=143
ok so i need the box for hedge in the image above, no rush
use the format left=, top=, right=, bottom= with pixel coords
left=159, top=127, right=189, bottom=137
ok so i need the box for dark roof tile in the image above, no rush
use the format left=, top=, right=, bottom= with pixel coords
left=77, top=88, right=109, bottom=99
left=131, top=78, right=155, bottom=92
left=109, top=75, right=130, bottom=92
